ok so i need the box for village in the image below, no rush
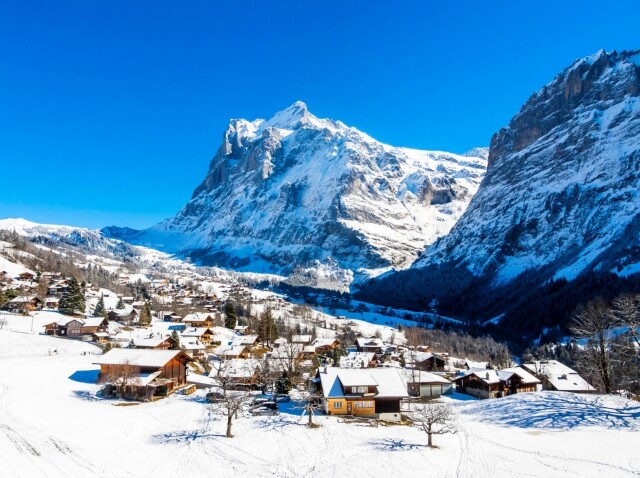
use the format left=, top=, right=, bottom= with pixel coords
left=0, top=251, right=598, bottom=425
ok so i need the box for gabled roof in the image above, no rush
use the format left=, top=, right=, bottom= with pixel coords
left=523, top=360, right=594, bottom=392
left=355, top=337, right=384, bottom=348
left=500, top=367, right=541, bottom=385
left=455, top=368, right=501, bottom=384
left=318, top=367, right=408, bottom=399
left=180, top=327, right=214, bottom=337
left=93, top=349, right=191, bottom=367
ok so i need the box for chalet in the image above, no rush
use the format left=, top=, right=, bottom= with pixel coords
left=310, top=337, right=341, bottom=354
left=316, top=367, right=408, bottom=422
left=108, top=309, right=138, bottom=325
left=339, top=352, right=378, bottom=369
left=233, top=334, right=260, bottom=348
left=181, top=338, right=207, bottom=358
left=93, top=348, right=193, bottom=401
left=355, top=337, right=384, bottom=354
left=79, top=316, right=109, bottom=335
left=44, top=297, right=59, bottom=309
left=6, top=295, right=42, bottom=313
left=132, top=337, right=176, bottom=350
left=453, top=367, right=541, bottom=399
left=162, top=312, right=183, bottom=323
left=498, top=367, right=542, bottom=394
left=180, top=327, right=216, bottom=346
left=414, top=352, right=447, bottom=372
left=18, top=272, right=35, bottom=281
left=521, top=360, right=595, bottom=393
left=182, top=312, right=216, bottom=328
left=453, top=369, right=502, bottom=399
left=213, top=344, right=251, bottom=360
left=400, top=369, right=452, bottom=398
left=65, top=319, right=87, bottom=338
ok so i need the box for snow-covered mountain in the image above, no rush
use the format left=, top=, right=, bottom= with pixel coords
left=415, top=49, right=640, bottom=283
left=114, top=101, right=487, bottom=289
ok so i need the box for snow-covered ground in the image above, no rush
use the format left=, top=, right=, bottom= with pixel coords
left=0, top=317, right=638, bottom=478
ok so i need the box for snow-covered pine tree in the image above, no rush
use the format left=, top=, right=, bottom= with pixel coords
left=58, top=276, right=85, bottom=315
left=94, top=294, right=107, bottom=317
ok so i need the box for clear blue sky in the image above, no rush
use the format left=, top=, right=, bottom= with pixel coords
left=1, top=1, right=638, bottom=229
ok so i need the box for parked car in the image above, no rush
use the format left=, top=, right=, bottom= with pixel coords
left=253, top=394, right=275, bottom=405
left=275, top=394, right=291, bottom=403
left=206, top=390, right=225, bottom=403
left=251, top=405, right=279, bottom=416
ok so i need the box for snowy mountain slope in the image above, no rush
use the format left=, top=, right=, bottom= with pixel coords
left=415, top=49, right=640, bottom=283
left=119, top=102, right=487, bottom=288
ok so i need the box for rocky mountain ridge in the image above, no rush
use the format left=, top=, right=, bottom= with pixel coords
left=416, top=48, right=640, bottom=282
left=115, top=101, right=487, bottom=290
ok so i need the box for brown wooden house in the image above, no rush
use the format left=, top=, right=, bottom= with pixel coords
left=93, top=349, right=193, bottom=401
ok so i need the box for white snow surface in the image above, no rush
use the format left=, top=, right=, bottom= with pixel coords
left=0, top=317, right=639, bottom=477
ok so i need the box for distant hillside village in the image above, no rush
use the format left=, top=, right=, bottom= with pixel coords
left=0, top=228, right=637, bottom=425
left=0, top=265, right=602, bottom=415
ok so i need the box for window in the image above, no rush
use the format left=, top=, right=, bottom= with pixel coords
left=333, top=401, right=343, bottom=409
left=355, top=401, right=373, bottom=409
left=354, top=386, right=368, bottom=394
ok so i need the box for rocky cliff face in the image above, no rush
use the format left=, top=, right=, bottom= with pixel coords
left=132, top=102, right=487, bottom=289
left=415, top=49, right=640, bottom=282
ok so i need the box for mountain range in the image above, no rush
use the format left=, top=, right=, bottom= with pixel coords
left=104, top=101, right=488, bottom=290
left=4, top=48, right=640, bottom=342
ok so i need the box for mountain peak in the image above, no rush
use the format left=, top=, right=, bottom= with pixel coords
left=263, top=101, right=313, bottom=130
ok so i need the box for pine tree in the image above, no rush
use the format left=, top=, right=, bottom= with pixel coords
left=258, top=306, right=279, bottom=347
left=115, top=297, right=125, bottom=309
left=58, top=276, right=85, bottom=315
left=224, top=300, right=237, bottom=330
left=94, top=294, right=107, bottom=317
left=139, top=302, right=152, bottom=326
left=170, top=330, right=181, bottom=350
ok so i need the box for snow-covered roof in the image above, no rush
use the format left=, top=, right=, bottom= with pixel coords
left=523, top=361, right=594, bottom=392
left=458, top=368, right=501, bottom=384
left=93, top=349, right=188, bottom=368
left=81, top=317, right=108, bottom=327
left=355, top=337, right=384, bottom=348
left=318, top=367, right=408, bottom=398
left=500, top=367, right=541, bottom=385
left=340, top=352, right=375, bottom=368
left=400, top=369, right=450, bottom=385
left=233, top=335, right=258, bottom=346
left=180, top=327, right=213, bottom=337
left=311, top=337, right=338, bottom=347
left=131, top=337, right=171, bottom=348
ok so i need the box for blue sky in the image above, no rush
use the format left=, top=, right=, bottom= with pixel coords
left=1, top=1, right=638, bottom=229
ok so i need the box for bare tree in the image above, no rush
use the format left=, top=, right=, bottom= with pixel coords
left=570, top=297, right=619, bottom=394
left=295, top=389, right=324, bottom=428
left=612, top=293, right=640, bottom=349
left=208, top=361, right=254, bottom=438
left=411, top=402, right=457, bottom=448
left=99, top=360, right=141, bottom=398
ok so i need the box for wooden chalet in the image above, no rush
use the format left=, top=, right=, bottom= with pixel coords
left=93, top=349, right=193, bottom=401
left=6, top=295, right=42, bottom=313
left=414, top=352, right=447, bottom=372
left=180, top=327, right=216, bottom=346
left=132, top=337, right=176, bottom=350
left=453, top=367, right=541, bottom=399
left=355, top=337, right=384, bottom=354
left=182, top=312, right=217, bottom=328
left=316, top=367, right=408, bottom=422
left=310, top=337, right=341, bottom=354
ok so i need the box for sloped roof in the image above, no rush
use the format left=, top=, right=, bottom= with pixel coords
left=523, top=360, right=594, bottom=392
left=318, top=367, right=408, bottom=398
left=93, top=349, right=190, bottom=367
